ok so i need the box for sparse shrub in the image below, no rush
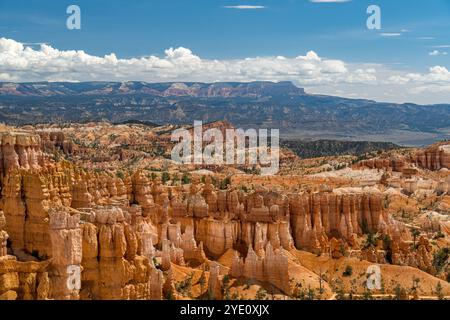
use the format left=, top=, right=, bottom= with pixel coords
left=198, top=269, right=206, bottom=294
left=343, top=265, right=353, bottom=277
left=335, top=284, right=346, bottom=300
left=222, top=274, right=230, bottom=286
left=153, top=257, right=161, bottom=269
left=164, top=290, right=175, bottom=300
left=362, top=288, right=374, bottom=300
left=175, top=273, right=194, bottom=297
left=220, top=177, right=231, bottom=190
left=182, top=173, right=191, bottom=184
left=362, top=233, right=376, bottom=249
left=116, top=170, right=125, bottom=180
left=433, top=247, right=449, bottom=273
left=161, top=171, right=170, bottom=185
left=230, top=292, right=240, bottom=300
left=435, top=282, right=444, bottom=300
left=410, top=228, right=421, bottom=248
left=339, top=243, right=348, bottom=257
left=307, top=286, right=315, bottom=300
left=433, top=231, right=445, bottom=240
left=394, top=284, right=408, bottom=300
left=255, top=288, right=267, bottom=300
left=221, top=275, right=231, bottom=299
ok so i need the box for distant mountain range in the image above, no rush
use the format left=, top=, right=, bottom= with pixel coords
left=0, top=81, right=449, bottom=146
left=0, top=81, right=305, bottom=98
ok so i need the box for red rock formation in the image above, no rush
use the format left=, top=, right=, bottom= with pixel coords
left=208, top=262, right=222, bottom=299
left=48, top=207, right=82, bottom=300
left=160, top=238, right=184, bottom=271
left=1, top=128, right=447, bottom=300
left=354, top=157, right=405, bottom=172
left=79, top=205, right=163, bottom=299
left=132, top=171, right=157, bottom=218
left=230, top=242, right=290, bottom=294
left=0, top=211, right=8, bottom=257
left=2, top=171, right=27, bottom=251
left=289, top=191, right=400, bottom=252
left=414, top=143, right=450, bottom=170
left=0, top=257, right=51, bottom=300
left=39, top=131, right=74, bottom=155
left=390, top=236, right=434, bottom=272
left=180, top=225, right=206, bottom=264
left=0, top=133, right=44, bottom=177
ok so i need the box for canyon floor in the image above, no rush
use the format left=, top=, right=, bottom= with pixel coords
left=0, top=121, right=449, bottom=300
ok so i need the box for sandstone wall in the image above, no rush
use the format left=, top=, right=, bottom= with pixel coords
left=230, top=242, right=290, bottom=294
left=414, top=143, right=450, bottom=170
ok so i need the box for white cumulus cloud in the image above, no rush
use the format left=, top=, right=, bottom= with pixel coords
left=0, top=37, right=357, bottom=85
left=429, top=50, right=448, bottom=56
left=1, top=37, right=450, bottom=104
left=380, top=33, right=402, bottom=37
left=223, top=5, right=266, bottom=9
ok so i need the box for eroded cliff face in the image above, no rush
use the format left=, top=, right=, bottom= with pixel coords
left=353, top=142, right=450, bottom=174
left=0, top=211, right=8, bottom=258
left=79, top=206, right=162, bottom=300
left=48, top=208, right=82, bottom=300
left=39, top=131, right=74, bottom=155
left=0, top=133, right=44, bottom=177
left=230, top=242, right=290, bottom=295
left=288, top=191, right=408, bottom=253
left=164, top=178, right=295, bottom=259
left=414, top=143, right=450, bottom=171
left=0, top=131, right=448, bottom=300
left=354, top=158, right=406, bottom=172
left=0, top=208, right=51, bottom=300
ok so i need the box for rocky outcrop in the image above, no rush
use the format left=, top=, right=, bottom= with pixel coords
left=2, top=163, right=73, bottom=258
left=0, top=133, right=44, bottom=177
left=0, top=211, right=8, bottom=257
left=2, top=171, right=27, bottom=251
left=79, top=205, right=162, bottom=300
left=194, top=219, right=239, bottom=258
left=39, top=131, right=74, bottom=155
left=0, top=258, right=51, bottom=300
left=230, top=243, right=290, bottom=294
left=354, top=158, right=405, bottom=172
left=132, top=171, right=156, bottom=218
left=71, top=173, right=97, bottom=209
left=414, top=143, right=450, bottom=170
left=23, top=172, right=54, bottom=258
left=2, top=127, right=447, bottom=300
left=168, top=182, right=295, bottom=258
left=289, top=191, right=388, bottom=252
left=180, top=225, right=207, bottom=264
left=391, top=236, right=434, bottom=272
left=48, top=207, right=82, bottom=300
left=208, top=262, right=222, bottom=300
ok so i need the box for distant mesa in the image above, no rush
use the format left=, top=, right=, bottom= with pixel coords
left=0, top=81, right=306, bottom=98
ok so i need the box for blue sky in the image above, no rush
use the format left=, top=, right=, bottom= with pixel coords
left=1, top=0, right=450, bottom=103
